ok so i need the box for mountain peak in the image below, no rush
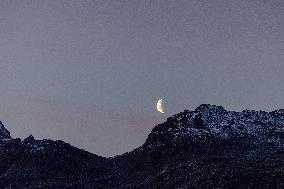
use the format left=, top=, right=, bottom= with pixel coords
left=145, top=104, right=284, bottom=150
left=0, top=121, right=11, bottom=139
left=23, top=135, right=35, bottom=144
left=195, top=104, right=225, bottom=112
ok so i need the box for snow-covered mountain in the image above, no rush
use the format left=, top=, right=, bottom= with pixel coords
left=1, top=104, right=284, bottom=188
left=147, top=104, right=284, bottom=147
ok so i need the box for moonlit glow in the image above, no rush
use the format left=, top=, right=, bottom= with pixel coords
left=156, top=99, right=164, bottom=114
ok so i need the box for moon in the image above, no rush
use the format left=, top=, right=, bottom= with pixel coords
left=156, top=99, right=164, bottom=114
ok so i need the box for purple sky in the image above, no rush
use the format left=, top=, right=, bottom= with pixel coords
left=0, top=0, right=283, bottom=156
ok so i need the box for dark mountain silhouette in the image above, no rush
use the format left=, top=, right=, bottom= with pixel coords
left=1, top=104, right=284, bottom=188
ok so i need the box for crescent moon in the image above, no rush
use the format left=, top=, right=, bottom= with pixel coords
left=156, top=99, right=164, bottom=113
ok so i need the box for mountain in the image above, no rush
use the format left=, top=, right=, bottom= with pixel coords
left=1, top=104, right=284, bottom=188
left=0, top=121, right=11, bottom=139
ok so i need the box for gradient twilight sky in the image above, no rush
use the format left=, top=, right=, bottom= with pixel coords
left=0, top=0, right=283, bottom=156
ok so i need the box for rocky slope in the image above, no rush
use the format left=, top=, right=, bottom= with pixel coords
left=1, top=104, right=284, bottom=188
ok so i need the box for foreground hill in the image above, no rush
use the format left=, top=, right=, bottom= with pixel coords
left=1, top=104, right=284, bottom=188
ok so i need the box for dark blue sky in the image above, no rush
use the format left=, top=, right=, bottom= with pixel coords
left=0, top=0, right=283, bottom=156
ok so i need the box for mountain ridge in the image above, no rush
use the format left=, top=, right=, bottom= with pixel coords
left=1, top=104, right=284, bottom=188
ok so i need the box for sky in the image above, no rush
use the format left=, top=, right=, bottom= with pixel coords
left=0, top=0, right=283, bottom=157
